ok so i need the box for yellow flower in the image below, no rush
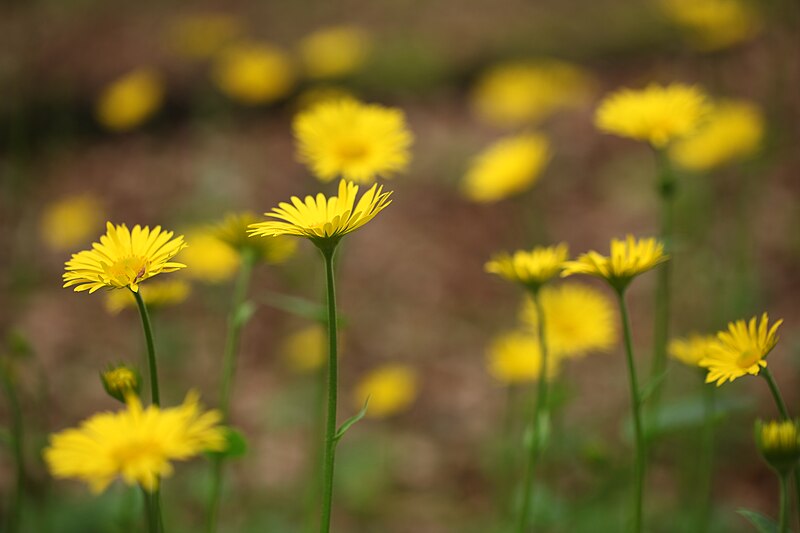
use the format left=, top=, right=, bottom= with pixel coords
left=668, top=334, right=717, bottom=368
left=40, top=195, right=104, bottom=251
left=669, top=100, right=764, bottom=171
left=755, top=419, right=800, bottom=472
left=293, top=99, right=413, bottom=183
left=659, top=0, right=761, bottom=51
left=168, top=14, right=243, bottom=59
left=487, top=330, right=559, bottom=384
left=180, top=229, right=240, bottom=284
left=248, top=179, right=392, bottom=247
left=212, top=212, right=297, bottom=263
left=299, top=26, right=371, bottom=79
left=212, top=42, right=294, bottom=105
left=105, top=279, right=191, bottom=314
left=63, top=222, right=187, bottom=294
left=461, top=133, right=551, bottom=203
left=595, top=83, right=711, bottom=147
left=471, top=60, right=592, bottom=128
left=485, top=243, right=568, bottom=290
left=44, top=391, right=225, bottom=493
left=353, top=364, right=418, bottom=419
left=101, top=365, right=140, bottom=402
left=95, top=68, right=164, bottom=132
left=520, top=283, right=617, bottom=358
left=281, top=325, right=326, bottom=373
left=699, top=313, right=783, bottom=386
left=562, top=235, right=669, bottom=290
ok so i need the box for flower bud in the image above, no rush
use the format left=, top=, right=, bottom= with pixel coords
left=754, top=419, right=800, bottom=474
left=100, top=364, right=140, bottom=403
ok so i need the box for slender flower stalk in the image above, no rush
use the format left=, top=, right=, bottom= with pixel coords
left=779, top=472, right=790, bottom=533
left=695, top=380, right=715, bottom=532
left=319, top=244, right=339, bottom=533
left=0, top=360, right=24, bottom=533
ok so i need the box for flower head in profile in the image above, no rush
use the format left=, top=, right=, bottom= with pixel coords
left=462, top=133, right=551, bottom=203
left=299, top=26, right=371, bottom=79
left=281, top=325, right=326, bottom=373
left=40, top=195, right=104, bottom=251
left=699, top=313, right=782, bottom=386
left=63, top=222, right=187, bottom=293
left=44, top=391, right=226, bottom=493
left=755, top=419, right=800, bottom=473
left=669, top=100, right=764, bottom=171
left=487, top=330, right=559, bottom=384
left=212, top=212, right=297, bottom=263
left=562, top=235, right=668, bottom=291
left=485, top=243, right=568, bottom=291
left=595, top=83, right=711, bottom=147
left=659, top=0, right=761, bottom=51
left=105, top=279, right=191, bottom=314
left=353, top=364, right=418, bottom=419
left=212, top=42, right=294, bottom=105
left=668, top=334, right=717, bottom=368
left=248, top=179, right=392, bottom=249
left=101, top=364, right=141, bottom=402
left=95, top=68, right=164, bottom=132
left=293, top=99, right=413, bottom=184
left=520, top=283, right=617, bottom=358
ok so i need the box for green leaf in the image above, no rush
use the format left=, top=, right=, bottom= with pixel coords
left=207, top=428, right=248, bottom=459
left=737, top=508, right=778, bottom=533
left=335, top=397, right=370, bottom=443
left=638, top=369, right=669, bottom=405
left=233, top=301, right=256, bottom=327
left=260, top=292, right=327, bottom=322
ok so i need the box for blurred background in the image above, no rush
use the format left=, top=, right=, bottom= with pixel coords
left=1, top=0, right=799, bottom=532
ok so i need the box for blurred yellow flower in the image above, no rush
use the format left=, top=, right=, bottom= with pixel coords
left=520, top=283, right=617, bottom=358
left=462, top=133, right=551, bottom=202
left=487, top=330, right=559, bottom=384
left=105, top=279, right=191, bottom=314
left=669, top=100, right=764, bottom=171
left=668, top=334, right=717, bottom=368
left=44, top=391, right=225, bottom=493
left=485, top=243, right=568, bottom=290
left=294, top=99, right=413, bottom=183
left=471, top=60, right=593, bottom=128
left=281, top=324, right=326, bottom=373
left=595, top=83, right=711, bottom=147
left=63, top=222, right=187, bottom=294
left=562, top=235, right=669, bottom=290
left=212, top=42, right=294, bottom=105
left=95, top=68, right=164, bottom=132
left=299, top=26, right=371, bottom=79
left=659, top=0, right=761, bottom=51
left=353, top=364, right=418, bottom=418
left=213, top=212, right=297, bottom=263
left=168, top=13, right=243, bottom=59
left=181, top=229, right=240, bottom=283
left=40, top=195, right=104, bottom=251
left=248, top=180, right=392, bottom=246
left=700, top=313, right=782, bottom=386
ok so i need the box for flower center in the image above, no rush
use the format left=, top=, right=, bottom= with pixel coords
left=104, top=256, right=149, bottom=287
left=335, top=139, right=369, bottom=162
left=736, top=347, right=762, bottom=369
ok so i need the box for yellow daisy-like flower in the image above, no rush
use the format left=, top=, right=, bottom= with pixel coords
left=248, top=179, right=392, bottom=247
left=669, top=100, right=764, bottom=171
left=299, top=26, right=371, bottom=79
left=667, top=334, right=717, bottom=368
left=471, top=59, right=593, bottom=128
left=699, top=313, right=783, bottom=386
left=105, top=279, right=191, bottom=314
left=63, top=222, right=187, bottom=294
left=40, top=194, right=104, bottom=251
left=520, top=283, right=617, bottom=358
left=461, top=133, right=551, bottom=203
left=212, top=212, right=297, bottom=263
left=281, top=324, right=326, bottom=373
left=595, top=83, right=711, bottom=147
left=659, top=0, right=761, bottom=51
left=212, top=42, right=294, bottom=105
left=180, top=229, right=240, bottom=284
left=95, top=68, right=164, bottom=132
left=485, top=243, right=568, bottom=290
left=562, top=235, right=668, bottom=290
left=44, top=391, right=226, bottom=493
left=293, top=99, right=413, bottom=183
left=487, top=330, right=559, bottom=384
left=353, top=364, right=418, bottom=419
left=168, top=13, right=243, bottom=60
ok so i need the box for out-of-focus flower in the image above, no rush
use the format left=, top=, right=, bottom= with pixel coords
left=212, top=212, right=297, bottom=263
left=293, top=99, right=412, bottom=183
left=487, top=330, right=559, bottom=384
left=95, top=68, right=164, bottom=132
left=105, top=279, right=191, bottom=314
left=281, top=325, right=326, bottom=373
left=299, top=26, right=371, bottom=79
left=520, top=283, right=617, bottom=358
left=669, top=100, right=764, bottom=171
left=44, top=391, right=225, bottom=493
left=755, top=419, right=800, bottom=473
left=659, top=0, right=761, bottom=51
left=181, top=229, right=240, bottom=283
left=63, top=223, right=187, bottom=294
left=668, top=334, right=717, bottom=368
left=212, top=42, right=294, bottom=105
left=40, top=195, right=104, bottom=251
left=700, top=313, right=782, bottom=386
left=461, top=133, right=550, bottom=202
left=595, top=83, right=711, bottom=147
left=353, top=364, right=418, bottom=418
left=485, top=243, right=568, bottom=290
left=101, top=364, right=140, bottom=402
left=168, top=13, right=243, bottom=59
left=471, top=60, right=593, bottom=128
left=294, top=85, right=357, bottom=112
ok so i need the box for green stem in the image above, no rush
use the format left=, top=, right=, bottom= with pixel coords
left=779, top=472, right=790, bottom=533
left=617, top=290, right=646, bottom=533
left=695, top=378, right=715, bottom=532
left=0, top=361, right=23, bottom=533
left=142, top=488, right=161, bottom=533
left=516, top=290, right=550, bottom=533
left=206, top=249, right=257, bottom=533
left=319, top=245, right=339, bottom=533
